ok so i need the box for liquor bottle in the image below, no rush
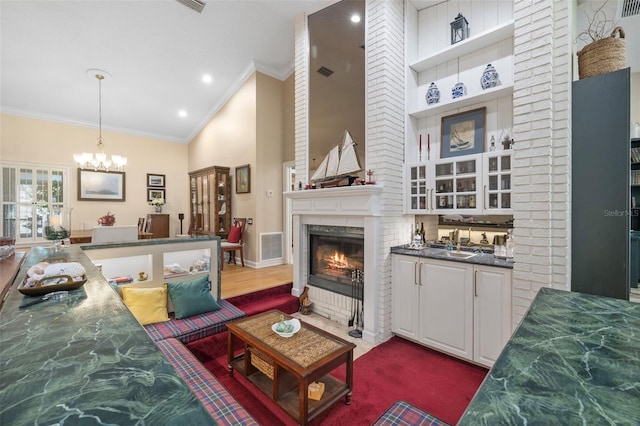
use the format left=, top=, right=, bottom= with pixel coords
left=420, top=222, right=425, bottom=244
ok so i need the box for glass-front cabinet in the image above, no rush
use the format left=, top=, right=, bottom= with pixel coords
left=189, top=166, right=231, bottom=237
left=404, top=152, right=514, bottom=215
left=483, top=151, right=512, bottom=213
left=433, top=154, right=482, bottom=214
left=406, top=163, right=430, bottom=213
left=405, top=155, right=482, bottom=214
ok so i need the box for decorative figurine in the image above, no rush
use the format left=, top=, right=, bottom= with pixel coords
left=426, top=82, right=440, bottom=105
left=450, top=13, right=469, bottom=44
left=451, top=82, right=466, bottom=99
left=481, top=63, right=501, bottom=89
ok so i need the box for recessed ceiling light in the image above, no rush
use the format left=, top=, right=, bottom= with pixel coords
left=202, top=74, right=212, bottom=84
left=351, top=14, right=361, bottom=23
left=178, top=110, right=187, bottom=118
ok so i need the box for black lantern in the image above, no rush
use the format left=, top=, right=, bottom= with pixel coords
left=450, top=13, right=469, bottom=45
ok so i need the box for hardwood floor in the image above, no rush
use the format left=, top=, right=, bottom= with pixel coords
left=220, top=263, right=293, bottom=299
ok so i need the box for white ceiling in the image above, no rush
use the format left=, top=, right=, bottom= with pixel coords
left=1, top=1, right=637, bottom=146
left=0, top=0, right=332, bottom=143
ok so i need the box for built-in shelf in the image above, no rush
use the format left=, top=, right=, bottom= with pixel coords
left=409, top=84, right=513, bottom=118
left=409, top=20, right=515, bottom=73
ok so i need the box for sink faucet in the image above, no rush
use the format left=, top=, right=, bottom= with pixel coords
left=467, top=227, right=473, bottom=246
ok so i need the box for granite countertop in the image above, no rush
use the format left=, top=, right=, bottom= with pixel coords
left=0, top=246, right=214, bottom=425
left=390, top=244, right=514, bottom=269
left=458, top=288, right=640, bottom=425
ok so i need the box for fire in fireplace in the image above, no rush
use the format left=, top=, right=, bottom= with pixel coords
left=308, top=225, right=364, bottom=298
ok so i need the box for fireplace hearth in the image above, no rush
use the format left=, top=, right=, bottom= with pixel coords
left=308, top=225, right=364, bottom=298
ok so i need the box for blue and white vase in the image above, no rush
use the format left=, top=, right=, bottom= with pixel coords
left=481, top=64, right=501, bottom=89
left=451, top=82, right=466, bottom=99
left=425, top=82, right=440, bottom=105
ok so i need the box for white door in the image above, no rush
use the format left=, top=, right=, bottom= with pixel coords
left=473, top=265, right=512, bottom=367
left=391, top=255, right=421, bottom=339
left=420, top=259, right=474, bottom=361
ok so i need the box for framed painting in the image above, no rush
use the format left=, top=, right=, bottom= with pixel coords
left=77, top=169, right=126, bottom=201
left=148, top=188, right=165, bottom=201
left=235, top=164, right=250, bottom=194
left=441, top=107, right=486, bottom=158
left=147, top=173, right=165, bottom=187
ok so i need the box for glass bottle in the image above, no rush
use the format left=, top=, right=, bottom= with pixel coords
left=420, top=222, right=425, bottom=244
left=505, top=229, right=514, bottom=261
left=489, top=135, right=496, bottom=152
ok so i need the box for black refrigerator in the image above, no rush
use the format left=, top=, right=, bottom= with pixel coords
left=572, top=68, right=630, bottom=300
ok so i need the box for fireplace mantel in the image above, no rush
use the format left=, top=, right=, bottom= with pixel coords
left=287, top=184, right=383, bottom=344
left=284, top=184, right=383, bottom=216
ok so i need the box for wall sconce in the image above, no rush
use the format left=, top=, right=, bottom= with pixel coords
left=450, top=13, right=469, bottom=45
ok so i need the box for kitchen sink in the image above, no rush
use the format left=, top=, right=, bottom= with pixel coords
left=445, top=251, right=477, bottom=259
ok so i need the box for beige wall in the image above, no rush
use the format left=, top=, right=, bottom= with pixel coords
left=282, top=73, right=296, bottom=162
left=187, top=71, right=294, bottom=266
left=188, top=73, right=259, bottom=262
left=256, top=72, right=285, bottom=259
left=0, top=113, right=189, bottom=237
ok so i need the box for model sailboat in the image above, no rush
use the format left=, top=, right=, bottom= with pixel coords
left=310, top=130, right=362, bottom=188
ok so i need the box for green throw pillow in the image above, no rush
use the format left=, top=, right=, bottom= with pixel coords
left=167, top=275, right=220, bottom=319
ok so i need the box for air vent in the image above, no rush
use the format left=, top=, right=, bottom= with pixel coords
left=317, top=66, right=334, bottom=77
left=176, top=0, right=206, bottom=13
left=622, top=0, right=639, bottom=17
left=260, top=232, right=283, bottom=262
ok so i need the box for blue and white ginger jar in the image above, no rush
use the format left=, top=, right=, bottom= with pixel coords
left=481, top=64, right=501, bottom=89
left=451, top=82, right=466, bottom=99
left=426, top=82, right=440, bottom=105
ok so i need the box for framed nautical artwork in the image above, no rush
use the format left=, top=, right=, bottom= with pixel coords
left=441, top=107, right=486, bottom=158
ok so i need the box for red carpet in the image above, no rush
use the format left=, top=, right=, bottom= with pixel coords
left=198, top=336, right=487, bottom=425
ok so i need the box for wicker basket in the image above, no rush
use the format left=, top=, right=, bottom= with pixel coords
left=249, top=348, right=274, bottom=380
left=577, top=27, right=627, bottom=79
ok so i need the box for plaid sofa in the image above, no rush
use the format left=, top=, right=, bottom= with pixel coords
left=372, top=400, right=449, bottom=426
left=157, top=337, right=258, bottom=426
left=144, top=299, right=246, bottom=343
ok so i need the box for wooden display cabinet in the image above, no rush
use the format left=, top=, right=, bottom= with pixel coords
left=189, top=166, right=231, bottom=238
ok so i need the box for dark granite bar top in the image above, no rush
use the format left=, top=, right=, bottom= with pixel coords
left=458, top=288, right=640, bottom=425
left=0, top=246, right=215, bottom=425
left=391, top=245, right=514, bottom=269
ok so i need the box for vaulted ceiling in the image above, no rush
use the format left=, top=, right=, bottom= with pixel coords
left=0, top=0, right=331, bottom=143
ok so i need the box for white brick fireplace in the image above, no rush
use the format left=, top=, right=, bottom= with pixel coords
left=286, top=185, right=383, bottom=344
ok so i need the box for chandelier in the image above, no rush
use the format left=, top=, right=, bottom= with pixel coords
left=73, top=73, right=127, bottom=171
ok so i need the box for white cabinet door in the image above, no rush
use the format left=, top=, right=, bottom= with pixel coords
left=473, top=265, right=512, bottom=367
left=420, top=259, right=474, bottom=360
left=433, top=155, right=483, bottom=215
left=405, top=163, right=432, bottom=214
left=391, top=255, right=421, bottom=340
left=483, top=151, right=513, bottom=213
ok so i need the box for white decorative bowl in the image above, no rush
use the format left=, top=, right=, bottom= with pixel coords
left=272, top=318, right=301, bottom=338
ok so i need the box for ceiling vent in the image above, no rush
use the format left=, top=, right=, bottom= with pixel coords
left=621, top=0, right=639, bottom=17
left=317, top=66, right=334, bottom=77
left=176, top=0, right=206, bottom=13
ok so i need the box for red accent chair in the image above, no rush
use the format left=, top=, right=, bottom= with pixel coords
left=220, top=218, right=246, bottom=270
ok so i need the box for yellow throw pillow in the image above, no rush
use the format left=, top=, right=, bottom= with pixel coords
left=121, top=285, right=170, bottom=325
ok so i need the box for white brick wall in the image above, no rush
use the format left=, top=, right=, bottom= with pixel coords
left=293, top=0, right=407, bottom=343
left=294, top=13, right=308, bottom=186
left=364, top=0, right=406, bottom=342
left=511, top=0, right=572, bottom=327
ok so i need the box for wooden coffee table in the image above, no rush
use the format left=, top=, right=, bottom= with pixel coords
left=227, top=310, right=356, bottom=425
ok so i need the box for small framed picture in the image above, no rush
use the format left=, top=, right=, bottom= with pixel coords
left=441, top=107, right=486, bottom=158
left=147, top=173, right=165, bottom=187
left=148, top=188, right=165, bottom=201
left=235, top=164, right=250, bottom=194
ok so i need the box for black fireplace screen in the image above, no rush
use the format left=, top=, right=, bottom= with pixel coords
left=308, top=232, right=364, bottom=298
